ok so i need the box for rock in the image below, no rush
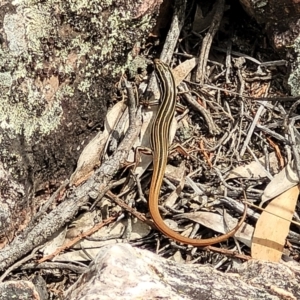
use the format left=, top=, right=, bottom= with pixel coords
left=0, top=280, right=41, bottom=300
left=65, top=244, right=300, bottom=299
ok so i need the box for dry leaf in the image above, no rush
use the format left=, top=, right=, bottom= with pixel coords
left=70, top=101, right=127, bottom=185
left=165, top=162, right=185, bottom=184
left=127, top=107, right=154, bottom=176
left=42, top=227, right=67, bottom=256
left=227, top=151, right=280, bottom=180
left=252, top=185, right=299, bottom=262
left=262, top=161, right=299, bottom=203
left=54, top=219, right=151, bottom=262
left=172, top=250, right=185, bottom=263
left=172, top=58, right=198, bottom=87
left=67, top=211, right=103, bottom=238
left=164, top=161, right=186, bottom=207
left=174, top=210, right=252, bottom=247
left=54, top=240, right=119, bottom=262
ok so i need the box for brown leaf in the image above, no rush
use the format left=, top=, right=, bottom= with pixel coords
left=251, top=185, right=299, bottom=262
left=172, top=58, right=198, bottom=87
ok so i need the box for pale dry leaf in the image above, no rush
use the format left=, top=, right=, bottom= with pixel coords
left=165, top=161, right=185, bottom=183
left=227, top=151, right=279, bottom=180
left=164, top=161, right=186, bottom=207
left=79, top=221, right=125, bottom=244
left=127, top=107, right=154, bottom=175
left=42, top=227, right=67, bottom=256
left=262, top=161, right=299, bottom=203
left=70, top=101, right=127, bottom=185
left=172, top=250, right=185, bottom=263
left=69, top=218, right=149, bottom=245
left=129, top=219, right=152, bottom=240
left=54, top=240, right=119, bottom=262
left=174, top=210, right=252, bottom=247
left=172, top=58, right=198, bottom=87
left=55, top=219, right=151, bottom=262
left=67, top=219, right=124, bottom=246
left=163, top=218, right=183, bottom=232
left=67, top=210, right=101, bottom=238
left=162, top=219, right=195, bottom=239
left=252, top=185, right=299, bottom=262
left=55, top=222, right=125, bottom=262
left=185, top=176, right=205, bottom=196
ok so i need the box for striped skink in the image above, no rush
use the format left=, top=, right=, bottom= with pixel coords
left=149, top=59, right=247, bottom=246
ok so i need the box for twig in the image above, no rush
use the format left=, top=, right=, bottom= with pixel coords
left=27, top=180, right=69, bottom=230
left=240, top=84, right=270, bottom=157
left=21, top=262, right=87, bottom=274
left=178, top=84, right=219, bottom=135
left=147, top=0, right=186, bottom=97
left=160, top=0, right=186, bottom=63
left=90, top=177, right=127, bottom=210
left=106, top=191, right=154, bottom=228
left=213, top=46, right=262, bottom=65
left=0, top=245, right=44, bottom=282
left=196, top=0, right=225, bottom=84
left=225, top=41, right=232, bottom=84
left=204, top=245, right=252, bottom=260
